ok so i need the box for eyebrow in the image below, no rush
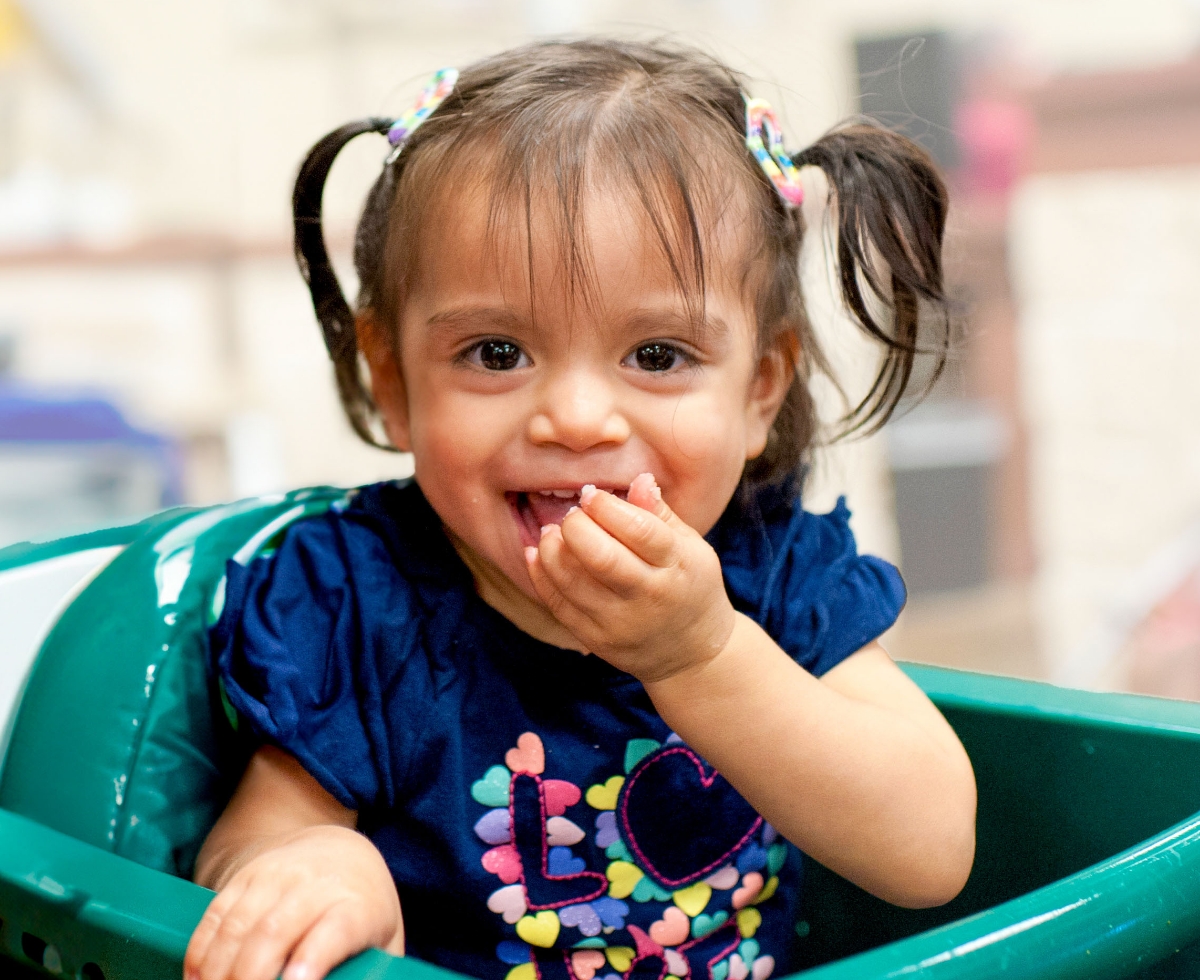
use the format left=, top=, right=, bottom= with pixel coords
left=425, top=305, right=527, bottom=333
left=424, top=304, right=734, bottom=344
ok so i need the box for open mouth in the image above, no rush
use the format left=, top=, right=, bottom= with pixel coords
left=507, top=487, right=628, bottom=546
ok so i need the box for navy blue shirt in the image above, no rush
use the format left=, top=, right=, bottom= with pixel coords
left=211, top=479, right=905, bottom=980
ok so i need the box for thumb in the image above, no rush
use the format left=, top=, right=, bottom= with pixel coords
left=627, top=473, right=688, bottom=531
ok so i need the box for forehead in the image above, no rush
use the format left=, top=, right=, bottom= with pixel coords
left=409, top=163, right=758, bottom=322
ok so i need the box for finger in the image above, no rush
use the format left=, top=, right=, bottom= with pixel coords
left=578, top=486, right=676, bottom=568
left=185, top=879, right=249, bottom=980
left=194, top=876, right=281, bottom=980
left=628, top=473, right=693, bottom=534
left=228, top=886, right=335, bottom=980
left=558, top=505, right=657, bottom=596
left=533, top=524, right=610, bottom=628
left=283, top=902, right=375, bottom=980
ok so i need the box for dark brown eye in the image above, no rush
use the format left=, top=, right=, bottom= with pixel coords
left=478, top=340, right=523, bottom=370
left=634, top=343, right=680, bottom=372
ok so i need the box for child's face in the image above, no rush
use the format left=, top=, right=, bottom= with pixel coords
left=362, top=181, right=793, bottom=644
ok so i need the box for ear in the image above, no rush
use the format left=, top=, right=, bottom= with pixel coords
left=744, top=328, right=799, bottom=461
left=356, top=312, right=412, bottom=452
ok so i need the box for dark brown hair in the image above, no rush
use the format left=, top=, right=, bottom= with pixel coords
left=293, top=38, right=949, bottom=488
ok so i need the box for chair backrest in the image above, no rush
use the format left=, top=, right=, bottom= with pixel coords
left=0, top=487, right=349, bottom=877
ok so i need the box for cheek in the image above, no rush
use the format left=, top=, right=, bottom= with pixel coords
left=650, top=391, right=750, bottom=530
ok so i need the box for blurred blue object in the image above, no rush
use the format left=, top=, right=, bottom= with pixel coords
left=0, top=383, right=182, bottom=548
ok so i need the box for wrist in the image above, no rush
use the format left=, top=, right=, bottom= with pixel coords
left=641, top=609, right=756, bottom=701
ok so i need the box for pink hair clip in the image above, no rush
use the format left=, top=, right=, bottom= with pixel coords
left=745, top=98, right=804, bottom=207
left=387, top=67, right=459, bottom=153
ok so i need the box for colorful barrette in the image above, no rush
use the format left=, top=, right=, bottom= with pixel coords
left=745, top=97, right=804, bottom=207
left=387, top=67, right=459, bottom=151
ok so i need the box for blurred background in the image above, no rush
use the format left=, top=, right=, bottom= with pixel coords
left=3, top=0, right=1200, bottom=697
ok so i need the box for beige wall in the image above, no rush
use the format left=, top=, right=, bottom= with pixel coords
left=1011, top=166, right=1200, bottom=680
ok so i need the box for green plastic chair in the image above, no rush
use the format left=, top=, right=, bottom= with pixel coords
left=4, top=489, right=1200, bottom=980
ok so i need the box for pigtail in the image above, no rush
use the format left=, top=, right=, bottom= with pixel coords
left=793, top=124, right=950, bottom=435
left=293, top=118, right=394, bottom=447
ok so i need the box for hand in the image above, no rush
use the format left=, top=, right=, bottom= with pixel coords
left=184, top=824, right=403, bottom=980
left=524, top=474, right=736, bottom=684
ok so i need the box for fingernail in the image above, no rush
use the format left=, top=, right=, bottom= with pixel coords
left=580, top=484, right=597, bottom=505
left=524, top=546, right=538, bottom=564
left=540, top=524, right=555, bottom=537
left=285, top=964, right=310, bottom=980
left=565, top=506, right=579, bottom=517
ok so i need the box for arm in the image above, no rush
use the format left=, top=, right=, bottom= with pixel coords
left=646, top=635, right=975, bottom=907
left=185, top=745, right=404, bottom=980
left=527, top=484, right=976, bottom=909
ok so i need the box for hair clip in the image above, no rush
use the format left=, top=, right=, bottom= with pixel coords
left=386, top=67, right=459, bottom=160
left=744, top=97, right=804, bottom=207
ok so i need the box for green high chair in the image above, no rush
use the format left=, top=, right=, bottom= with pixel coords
left=4, top=488, right=1200, bottom=980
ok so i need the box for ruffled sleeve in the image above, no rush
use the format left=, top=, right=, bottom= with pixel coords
left=712, top=491, right=906, bottom=677
left=209, top=511, right=418, bottom=811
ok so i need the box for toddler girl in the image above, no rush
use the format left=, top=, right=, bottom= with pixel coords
left=184, top=38, right=976, bottom=980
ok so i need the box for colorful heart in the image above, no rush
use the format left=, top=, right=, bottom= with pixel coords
left=761, top=824, right=778, bottom=846
left=738, top=940, right=759, bottom=964
left=736, top=908, right=761, bottom=939
left=496, top=939, right=531, bottom=964
left=573, top=938, right=607, bottom=949
left=605, top=861, right=644, bottom=899
left=474, top=808, right=512, bottom=845
left=755, top=877, right=778, bottom=906
left=548, top=846, right=586, bottom=876
left=691, top=910, right=728, bottom=939
left=605, top=947, right=635, bottom=973
left=727, top=953, right=749, bottom=980
left=712, top=961, right=729, bottom=980
left=732, top=873, right=764, bottom=910
left=487, top=884, right=527, bottom=924
left=631, top=876, right=672, bottom=903
left=545, top=779, right=582, bottom=817
left=595, top=811, right=618, bottom=848
left=547, top=817, right=586, bottom=846
left=619, top=747, right=761, bottom=888
left=506, top=732, right=545, bottom=775
left=766, top=844, right=787, bottom=878
left=481, top=844, right=522, bottom=884
left=648, top=906, right=690, bottom=947
left=571, top=949, right=607, bottom=980
left=516, top=910, right=561, bottom=947
left=664, top=949, right=690, bottom=977
left=560, top=902, right=602, bottom=937
left=507, top=964, right=536, bottom=980
left=586, top=776, right=625, bottom=811
left=472, top=765, right=512, bottom=807
left=736, top=845, right=767, bottom=875
left=591, top=897, right=629, bottom=930
left=673, top=882, right=711, bottom=917
left=606, top=839, right=633, bottom=862
left=751, top=956, right=775, bottom=980
left=624, top=739, right=661, bottom=774
left=704, top=865, right=739, bottom=890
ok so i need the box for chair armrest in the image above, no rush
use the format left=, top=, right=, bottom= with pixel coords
left=0, top=808, right=456, bottom=980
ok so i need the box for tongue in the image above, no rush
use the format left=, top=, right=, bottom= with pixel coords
left=526, top=494, right=579, bottom=528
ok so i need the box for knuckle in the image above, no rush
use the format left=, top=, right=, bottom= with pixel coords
left=219, top=912, right=254, bottom=941
left=594, top=546, right=622, bottom=577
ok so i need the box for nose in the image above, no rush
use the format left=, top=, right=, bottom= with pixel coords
left=527, top=366, right=631, bottom=452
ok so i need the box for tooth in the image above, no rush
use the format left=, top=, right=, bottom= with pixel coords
left=538, top=490, right=553, bottom=496
left=551, top=489, right=576, bottom=498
